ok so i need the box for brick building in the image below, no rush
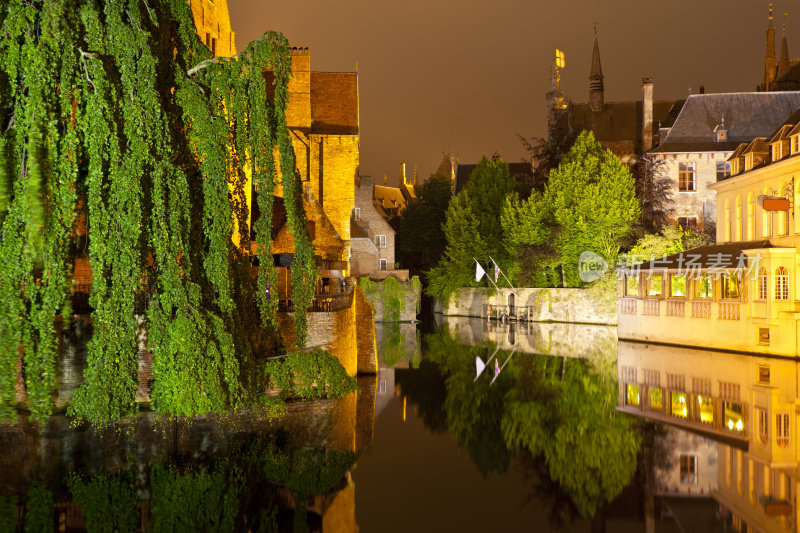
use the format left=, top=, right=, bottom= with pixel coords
left=351, top=175, right=396, bottom=277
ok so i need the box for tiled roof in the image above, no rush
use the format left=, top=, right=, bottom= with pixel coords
left=651, top=92, right=800, bottom=153
left=571, top=100, right=683, bottom=146
left=310, top=72, right=358, bottom=135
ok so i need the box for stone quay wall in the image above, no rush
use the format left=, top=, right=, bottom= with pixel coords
left=359, top=278, right=420, bottom=323
left=433, top=287, right=616, bottom=325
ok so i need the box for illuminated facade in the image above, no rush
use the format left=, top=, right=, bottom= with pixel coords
left=618, top=341, right=800, bottom=532
left=619, top=106, right=800, bottom=357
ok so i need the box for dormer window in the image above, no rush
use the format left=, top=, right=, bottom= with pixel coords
left=745, top=154, right=754, bottom=171
left=773, top=143, right=782, bottom=161
left=793, top=135, right=800, bottom=154
left=716, top=128, right=727, bottom=143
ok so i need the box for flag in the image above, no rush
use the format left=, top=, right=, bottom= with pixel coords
left=494, top=358, right=501, bottom=378
left=493, top=261, right=501, bottom=283
left=475, top=260, right=486, bottom=282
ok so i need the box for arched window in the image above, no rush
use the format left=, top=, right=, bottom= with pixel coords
left=747, top=191, right=755, bottom=240
left=775, top=267, right=789, bottom=300
left=779, top=182, right=788, bottom=235
left=724, top=198, right=731, bottom=242
left=758, top=267, right=768, bottom=300
left=763, top=187, right=772, bottom=237
left=735, top=195, right=742, bottom=241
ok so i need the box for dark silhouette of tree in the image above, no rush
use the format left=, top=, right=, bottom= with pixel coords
left=395, top=173, right=451, bottom=275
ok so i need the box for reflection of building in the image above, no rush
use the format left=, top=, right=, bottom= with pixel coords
left=653, top=426, right=718, bottom=497
left=619, top=106, right=800, bottom=357
left=617, top=341, right=799, bottom=532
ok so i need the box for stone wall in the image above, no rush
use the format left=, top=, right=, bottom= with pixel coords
left=360, top=278, right=420, bottom=323
left=188, top=0, right=237, bottom=57
left=434, top=286, right=616, bottom=325
left=351, top=176, right=395, bottom=276
left=354, top=286, right=377, bottom=374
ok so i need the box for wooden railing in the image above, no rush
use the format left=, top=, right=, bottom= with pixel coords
left=666, top=300, right=685, bottom=317
left=692, top=301, right=711, bottom=318
left=620, top=298, right=637, bottom=315
left=279, top=288, right=354, bottom=313
left=719, top=302, right=741, bottom=320
left=642, top=299, right=660, bottom=316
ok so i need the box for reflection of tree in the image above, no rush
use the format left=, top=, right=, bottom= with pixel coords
left=69, top=472, right=139, bottom=532
left=415, top=326, right=641, bottom=520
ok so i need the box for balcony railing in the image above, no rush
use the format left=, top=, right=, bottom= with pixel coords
left=278, top=288, right=354, bottom=313
left=719, top=302, right=741, bottom=320
left=692, top=301, right=711, bottom=318
left=642, top=299, right=660, bottom=316
left=666, top=300, right=685, bottom=317
left=620, top=298, right=637, bottom=315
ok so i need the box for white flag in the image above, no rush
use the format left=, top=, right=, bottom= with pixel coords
left=475, top=260, right=486, bottom=282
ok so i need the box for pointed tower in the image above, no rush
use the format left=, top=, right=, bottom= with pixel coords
left=763, top=3, right=778, bottom=91
left=589, top=28, right=604, bottom=112
left=777, top=15, right=791, bottom=82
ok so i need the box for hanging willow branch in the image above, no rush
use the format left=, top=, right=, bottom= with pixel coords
left=0, top=0, right=317, bottom=425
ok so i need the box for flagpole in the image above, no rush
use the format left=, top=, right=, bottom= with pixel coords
left=474, top=344, right=501, bottom=382
left=490, top=348, right=517, bottom=386
left=489, top=256, right=515, bottom=290
left=474, top=258, right=500, bottom=292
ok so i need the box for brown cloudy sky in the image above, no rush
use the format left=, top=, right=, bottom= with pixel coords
left=229, top=0, right=793, bottom=184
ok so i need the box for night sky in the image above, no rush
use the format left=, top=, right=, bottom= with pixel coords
left=229, top=0, right=794, bottom=184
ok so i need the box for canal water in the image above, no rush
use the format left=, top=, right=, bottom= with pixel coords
left=0, top=317, right=739, bottom=531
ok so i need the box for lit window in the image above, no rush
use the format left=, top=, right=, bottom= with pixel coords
left=775, top=267, right=789, bottom=300
left=716, top=161, right=731, bottom=180
left=722, top=273, right=741, bottom=299
left=671, top=391, right=688, bottom=419
left=777, top=413, right=790, bottom=448
left=757, top=267, right=768, bottom=300
left=678, top=162, right=696, bottom=191
left=670, top=275, right=686, bottom=298
left=649, top=387, right=663, bottom=412
left=793, top=136, right=800, bottom=154
left=724, top=402, right=744, bottom=433
left=647, top=274, right=663, bottom=297
left=747, top=192, right=755, bottom=240
left=696, top=395, right=714, bottom=425
left=757, top=408, right=768, bottom=444
left=375, top=235, right=386, bottom=248
left=626, top=384, right=640, bottom=406
left=680, top=455, right=698, bottom=484
left=694, top=275, right=713, bottom=299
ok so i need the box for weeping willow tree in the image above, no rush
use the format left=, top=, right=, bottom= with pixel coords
left=0, top=0, right=318, bottom=424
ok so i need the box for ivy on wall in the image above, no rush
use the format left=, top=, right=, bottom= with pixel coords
left=358, top=276, right=421, bottom=322
left=0, top=0, right=318, bottom=424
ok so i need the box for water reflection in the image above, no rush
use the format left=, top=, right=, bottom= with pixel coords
left=617, top=341, right=799, bottom=532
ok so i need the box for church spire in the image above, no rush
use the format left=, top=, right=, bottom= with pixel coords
left=777, top=13, right=791, bottom=80
left=763, top=3, right=778, bottom=90
left=589, top=25, right=604, bottom=112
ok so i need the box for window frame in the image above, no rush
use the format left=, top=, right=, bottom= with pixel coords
left=757, top=407, right=768, bottom=444
left=721, top=273, right=741, bottom=300
left=669, top=274, right=687, bottom=298
left=716, top=160, right=731, bottom=180
left=680, top=455, right=698, bottom=484
left=353, top=207, right=361, bottom=221
left=775, top=267, right=789, bottom=300
left=379, top=258, right=388, bottom=271
left=647, top=274, right=664, bottom=298
left=694, top=275, right=714, bottom=299
left=757, top=267, right=768, bottom=300
left=777, top=413, right=790, bottom=448
left=678, top=162, right=696, bottom=192
left=375, top=234, right=387, bottom=248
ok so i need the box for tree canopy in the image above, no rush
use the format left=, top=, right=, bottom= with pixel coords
left=0, top=0, right=317, bottom=424
left=395, top=173, right=451, bottom=275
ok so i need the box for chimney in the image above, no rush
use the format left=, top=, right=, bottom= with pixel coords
left=642, top=77, right=654, bottom=152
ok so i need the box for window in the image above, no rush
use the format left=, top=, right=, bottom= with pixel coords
left=757, top=408, right=768, bottom=444
left=696, top=395, right=714, bottom=425
left=747, top=191, right=755, bottom=240
left=722, top=273, right=740, bottom=300
left=671, top=391, right=688, bottom=418
left=757, top=267, right=768, bottom=300
left=626, top=384, right=640, bottom=406
left=694, top=275, right=713, bottom=299
left=763, top=188, right=773, bottom=237
left=379, top=259, right=387, bottom=271
left=724, top=402, right=744, bottom=433
left=352, top=207, right=361, bottom=221
left=647, top=274, right=663, bottom=297
left=379, top=380, right=387, bottom=393
left=716, top=161, right=731, bottom=180
left=759, top=327, right=770, bottom=345
left=775, top=267, right=789, bottom=300
left=758, top=365, right=770, bottom=384
left=735, top=195, right=742, bottom=241
left=649, top=387, right=663, bottom=412
left=677, top=217, right=697, bottom=230
left=375, top=235, right=387, bottom=248
left=793, top=135, right=800, bottom=154
left=772, top=143, right=782, bottom=161
left=680, top=455, right=698, bottom=484
left=625, top=274, right=639, bottom=297
left=670, top=275, right=686, bottom=298
left=724, top=198, right=731, bottom=241
left=777, top=413, right=790, bottom=448
left=678, top=162, right=696, bottom=191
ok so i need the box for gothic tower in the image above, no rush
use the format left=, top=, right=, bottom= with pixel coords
left=777, top=16, right=791, bottom=81
left=762, top=3, right=778, bottom=91
left=589, top=31, right=604, bottom=112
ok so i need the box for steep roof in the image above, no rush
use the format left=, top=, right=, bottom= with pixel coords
left=310, top=72, right=358, bottom=135
left=651, top=92, right=800, bottom=153
left=570, top=100, right=683, bottom=151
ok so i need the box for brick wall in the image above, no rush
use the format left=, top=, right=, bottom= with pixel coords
left=188, top=0, right=236, bottom=56
left=351, top=177, right=395, bottom=277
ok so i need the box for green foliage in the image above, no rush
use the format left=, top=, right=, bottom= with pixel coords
left=625, top=224, right=687, bottom=264
left=395, top=174, right=452, bottom=274
left=544, top=130, right=639, bottom=286
left=265, top=349, right=359, bottom=400
left=23, top=483, right=52, bottom=533
left=68, top=472, right=138, bottom=532
left=0, top=496, right=16, bottom=533
left=359, top=276, right=419, bottom=322
left=0, top=1, right=315, bottom=424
